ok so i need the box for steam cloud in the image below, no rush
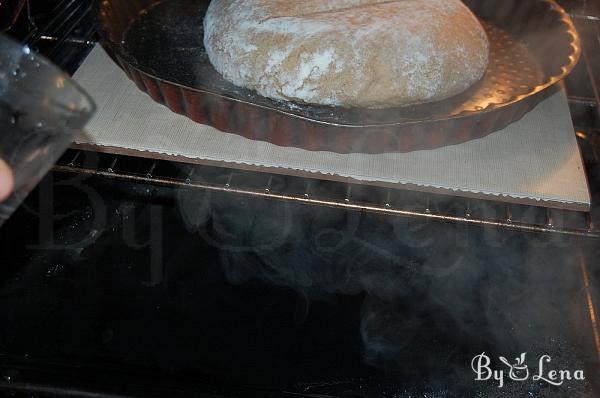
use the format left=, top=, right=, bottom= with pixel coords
left=176, top=181, right=594, bottom=396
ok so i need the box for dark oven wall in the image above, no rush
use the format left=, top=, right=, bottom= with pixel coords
left=0, top=1, right=600, bottom=397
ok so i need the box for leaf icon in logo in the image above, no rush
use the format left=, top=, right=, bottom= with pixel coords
left=499, top=353, right=529, bottom=381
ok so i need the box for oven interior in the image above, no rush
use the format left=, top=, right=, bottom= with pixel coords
left=1, top=0, right=600, bottom=397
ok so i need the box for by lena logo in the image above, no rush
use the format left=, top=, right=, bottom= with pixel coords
left=471, top=352, right=585, bottom=388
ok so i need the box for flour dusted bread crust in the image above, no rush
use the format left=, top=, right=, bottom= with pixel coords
left=204, top=0, right=489, bottom=108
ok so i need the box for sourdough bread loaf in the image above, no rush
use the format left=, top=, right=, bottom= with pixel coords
left=204, top=0, right=489, bottom=108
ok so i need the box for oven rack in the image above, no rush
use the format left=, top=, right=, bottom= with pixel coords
left=53, top=149, right=599, bottom=238
left=22, top=0, right=95, bottom=72
left=27, top=0, right=597, bottom=239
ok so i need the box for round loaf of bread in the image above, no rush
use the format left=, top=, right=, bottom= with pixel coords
left=204, top=0, right=489, bottom=108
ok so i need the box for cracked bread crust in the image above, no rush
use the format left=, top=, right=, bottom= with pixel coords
left=204, top=0, right=489, bottom=108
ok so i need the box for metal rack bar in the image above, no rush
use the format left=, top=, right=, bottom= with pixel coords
left=567, top=95, right=598, bottom=106
left=107, top=156, right=119, bottom=173
left=570, top=14, right=600, bottom=21
left=67, top=151, right=81, bottom=166
left=38, top=35, right=95, bottom=47
left=185, top=167, right=195, bottom=184
left=265, top=176, right=273, bottom=193
left=505, top=206, right=513, bottom=224
left=580, top=22, right=600, bottom=112
left=146, top=161, right=157, bottom=178
left=345, top=186, right=352, bottom=203
left=465, top=200, right=472, bottom=219
left=225, top=172, right=233, bottom=189
left=546, top=208, right=555, bottom=228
